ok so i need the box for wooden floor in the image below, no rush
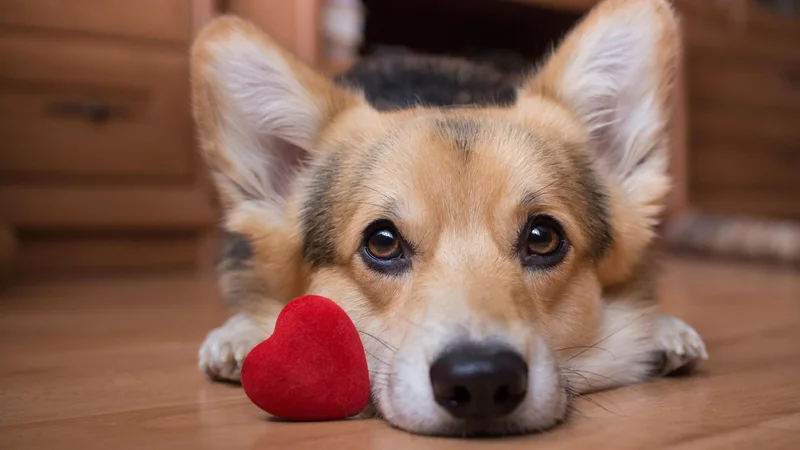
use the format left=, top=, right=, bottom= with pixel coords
left=1, top=256, right=799, bottom=449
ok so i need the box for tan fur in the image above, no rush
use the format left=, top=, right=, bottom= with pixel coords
left=192, top=0, right=706, bottom=436
left=526, top=0, right=679, bottom=287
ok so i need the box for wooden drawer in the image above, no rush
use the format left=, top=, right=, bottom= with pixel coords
left=0, top=185, right=215, bottom=230
left=692, top=188, right=800, bottom=221
left=0, top=32, right=194, bottom=179
left=675, top=0, right=800, bottom=221
left=16, top=231, right=201, bottom=276
left=17, top=232, right=199, bottom=276
left=688, top=57, right=799, bottom=113
left=0, top=0, right=193, bottom=44
left=690, top=144, right=800, bottom=191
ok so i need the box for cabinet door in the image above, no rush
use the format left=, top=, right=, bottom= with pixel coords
left=0, top=33, right=194, bottom=179
left=0, top=0, right=193, bottom=44
left=677, top=0, right=800, bottom=220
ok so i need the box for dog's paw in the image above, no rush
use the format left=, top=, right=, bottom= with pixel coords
left=198, top=313, right=265, bottom=382
left=652, top=315, right=709, bottom=376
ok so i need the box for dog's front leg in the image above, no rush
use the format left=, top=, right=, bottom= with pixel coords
left=652, top=314, right=708, bottom=377
left=198, top=312, right=274, bottom=382
left=198, top=231, right=294, bottom=382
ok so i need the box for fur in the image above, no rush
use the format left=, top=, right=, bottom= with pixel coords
left=192, top=0, right=707, bottom=436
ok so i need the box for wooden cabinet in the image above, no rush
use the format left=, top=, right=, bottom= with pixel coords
left=0, top=0, right=195, bottom=43
left=0, top=34, right=194, bottom=178
left=675, top=0, right=800, bottom=221
left=0, top=0, right=218, bottom=277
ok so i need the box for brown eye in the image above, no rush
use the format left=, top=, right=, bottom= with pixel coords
left=527, top=223, right=561, bottom=256
left=519, top=215, right=568, bottom=269
left=361, top=220, right=412, bottom=275
left=366, top=227, right=403, bottom=260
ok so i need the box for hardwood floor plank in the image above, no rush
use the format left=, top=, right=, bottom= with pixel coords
left=1, top=256, right=798, bottom=449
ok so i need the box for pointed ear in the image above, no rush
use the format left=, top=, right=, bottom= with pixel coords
left=191, top=16, right=361, bottom=215
left=521, top=0, right=680, bottom=284
left=526, top=0, right=678, bottom=202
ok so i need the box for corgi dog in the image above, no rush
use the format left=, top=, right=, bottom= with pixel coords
left=192, top=0, right=708, bottom=436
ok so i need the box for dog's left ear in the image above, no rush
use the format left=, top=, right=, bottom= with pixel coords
left=520, top=0, right=680, bottom=284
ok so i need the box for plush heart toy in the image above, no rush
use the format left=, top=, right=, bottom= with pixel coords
left=240, top=295, right=370, bottom=420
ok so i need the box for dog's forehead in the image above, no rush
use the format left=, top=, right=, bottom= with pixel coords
left=355, top=113, right=565, bottom=206
left=301, top=107, right=612, bottom=268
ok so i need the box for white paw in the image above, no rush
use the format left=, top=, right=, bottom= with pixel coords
left=198, top=314, right=265, bottom=382
left=654, top=315, right=709, bottom=376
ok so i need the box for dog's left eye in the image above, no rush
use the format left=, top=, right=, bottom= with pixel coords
left=528, top=223, right=560, bottom=256
left=520, top=215, right=568, bottom=269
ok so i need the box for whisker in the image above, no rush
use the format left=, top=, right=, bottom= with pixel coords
left=564, top=369, right=648, bottom=396
left=572, top=392, right=618, bottom=415
left=565, top=401, right=587, bottom=419
left=564, top=368, right=619, bottom=384
left=358, top=330, right=397, bottom=353
left=567, top=312, right=647, bottom=362
left=555, top=345, right=615, bottom=357
left=363, top=348, right=391, bottom=367
left=562, top=368, right=593, bottom=391
left=393, top=313, right=433, bottom=334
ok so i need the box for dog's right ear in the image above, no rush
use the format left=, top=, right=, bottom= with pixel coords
left=191, top=17, right=361, bottom=216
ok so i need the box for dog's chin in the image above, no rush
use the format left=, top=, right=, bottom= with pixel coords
left=382, top=410, right=568, bottom=438
left=372, top=341, right=570, bottom=437
left=375, top=388, right=570, bottom=437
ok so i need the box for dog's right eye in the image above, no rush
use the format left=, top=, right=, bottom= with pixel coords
left=360, top=221, right=410, bottom=275
left=366, top=227, right=402, bottom=260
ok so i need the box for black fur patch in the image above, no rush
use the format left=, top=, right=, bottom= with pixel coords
left=335, top=54, right=517, bottom=111
left=567, top=151, right=613, bottom=259
left=436, top=118, right=480, bottom=154
left=350, top=129, right=405, bottom=194
left=583, top=175, right=613, bottom=259
left=301, top=153, right=341, bottom=267
left=218, top=232, right=253, bottom=271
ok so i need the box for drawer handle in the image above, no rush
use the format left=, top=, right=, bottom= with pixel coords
left=49, top=100, right=130, bottom=123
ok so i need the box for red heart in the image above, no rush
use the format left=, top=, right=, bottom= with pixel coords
left=241, top=295, right=370, bottom=420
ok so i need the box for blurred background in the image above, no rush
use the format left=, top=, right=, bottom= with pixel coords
left=0, top=0, right=797, bottom=284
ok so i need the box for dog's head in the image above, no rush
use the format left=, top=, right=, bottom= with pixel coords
left=192, top=0, right=678, bottom=436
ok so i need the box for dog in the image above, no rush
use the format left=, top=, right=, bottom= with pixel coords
left=191, top=0, right=708, bottom=436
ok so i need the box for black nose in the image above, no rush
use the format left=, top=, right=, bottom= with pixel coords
left=430, top=345, right=528, bottom=420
